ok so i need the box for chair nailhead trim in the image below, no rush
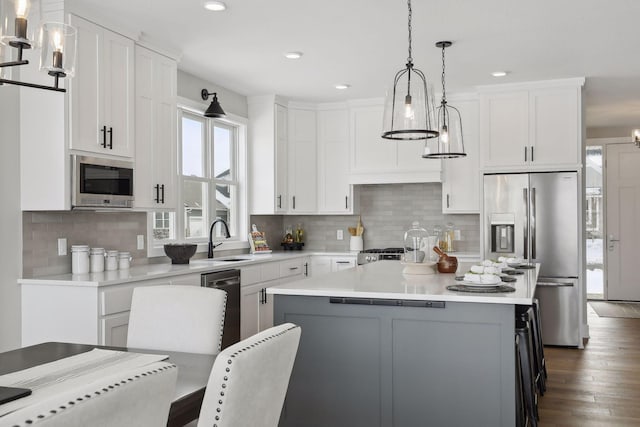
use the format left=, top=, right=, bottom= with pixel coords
left=211, top=325, right=300, bottom=425
left=12, top=364, right=177, bottom=426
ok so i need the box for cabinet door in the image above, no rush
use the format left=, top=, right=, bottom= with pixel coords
left=102, top=29, right=135, bottom=158
left=241, top=282, right=262, bottom=339
left=318, top=109, right=352, bottom=213
left=529, top=87, right=580, bottom=167
left=311, top=255, right=332, bottom=277
left=288, top=108, right=317, bottom=213
left=101, top=312, right=130, bottom=347
left=480, top=91, right=529, bottom=168
left=69, top=15, right=101, bottom=154
left=259, top=285, right=274, bottom=333
left=275, top=104, right=289, bottom=212
left=442, top=98, right=481, bottom=213
left=134, top=46, right=177, bottom=209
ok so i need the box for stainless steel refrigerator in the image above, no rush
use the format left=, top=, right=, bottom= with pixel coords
left=484, top=172, right=581, bottom=346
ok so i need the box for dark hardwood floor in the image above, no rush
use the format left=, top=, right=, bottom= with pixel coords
left=538, top=303, right=640, bottom=426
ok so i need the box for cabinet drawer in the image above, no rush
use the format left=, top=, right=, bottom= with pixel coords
left=100, top=287, right=135, bottom=316
left=241, top=265, right=262, bottom=286
left=280, top=258, right=304, bottom=278
left=261, top=262, right=280, bottom=282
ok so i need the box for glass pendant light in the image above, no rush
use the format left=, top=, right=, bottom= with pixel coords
left=381, top=0, right=437, bottom=140
left=423, top=41, right=466, bottom=158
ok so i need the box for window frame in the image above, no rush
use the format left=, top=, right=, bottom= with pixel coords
left=147, top=96, right=249, bottom=257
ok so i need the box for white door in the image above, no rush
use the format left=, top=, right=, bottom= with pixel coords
left=606, top=143, right=640, bottom=300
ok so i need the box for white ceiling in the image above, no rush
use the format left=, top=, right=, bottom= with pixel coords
left=78, top=0, right=640, bottom=132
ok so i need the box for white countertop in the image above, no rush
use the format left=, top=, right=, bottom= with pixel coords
left=267, top=260, right=539, bottom=305
left=19, top=251, right=340, bottom=287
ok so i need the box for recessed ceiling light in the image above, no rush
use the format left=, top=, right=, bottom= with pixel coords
left=491, top=71, right=508, bottom=77
left=335, top=84, right=351, bottom=90
left=203, top=1, right=226, bottom=11
left=284, top=51, right=303, bottom=60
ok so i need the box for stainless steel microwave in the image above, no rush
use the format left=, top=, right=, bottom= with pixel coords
left=72, top=155, right=134, bottom=208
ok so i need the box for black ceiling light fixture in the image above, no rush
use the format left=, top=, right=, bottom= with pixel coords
left=381, top=0, right=438, bottom=141
left=423, top=41, right=466, bottom=159
left=201, top=89, right=226, bottom=118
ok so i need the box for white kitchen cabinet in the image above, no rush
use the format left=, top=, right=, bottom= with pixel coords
left=441, top=97, right=481, bottom=213
left=69, top=14, right=134, bottom=158
left=317, top=108, right=354, bottom=213
left=288, top=107, right=317, bottom=213
left=479, top=79, right=584, bottom=172
left=248, top=96, right=289, bottom=214
left=240, top=259, right=305, bottom=339
left=310, top=255, right=357, bottom=277
left=134, top=45, right=178, bottom=209
left=349, top=100, right=441, bottom=184
left=101, top=312, right=130, bottom=347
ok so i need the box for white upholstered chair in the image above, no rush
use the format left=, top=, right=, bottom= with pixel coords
left=197, top=323, right=301, bottom=427
left=127, top=285, right=227, bottom=355
left=0, top=361, right=177, bottom=427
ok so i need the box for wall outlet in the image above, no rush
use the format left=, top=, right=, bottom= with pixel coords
left=57, top=238, right=67, bottom=256
left=137, top=235, right=145, bottom=250
left=337, top=229, right=344, bottom=240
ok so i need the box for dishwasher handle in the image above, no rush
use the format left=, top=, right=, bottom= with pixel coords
left=536, top=281, right=574, bottom=288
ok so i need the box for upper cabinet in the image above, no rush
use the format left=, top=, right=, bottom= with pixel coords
left=441, top=96, right=480, bottom=213
left=479, top=78, right=584, bottom=171
left=69, top=14, right=134, bottom=158
left=248, top=96, right=289, bottom=214
left=287, top=106, right=317, bottom=213
left=349, top=100, right=441, bottom=184
left=317, top=107, right=353, bottom=214
left=134, top=45, right=177, bottom=209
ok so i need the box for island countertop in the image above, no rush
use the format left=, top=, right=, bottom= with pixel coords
left=267, top=260, right=539, bottom=305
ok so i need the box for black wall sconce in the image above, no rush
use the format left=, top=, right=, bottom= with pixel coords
left=201, top=89, right=226, bottom=118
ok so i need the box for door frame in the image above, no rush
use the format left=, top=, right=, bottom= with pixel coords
left=586, top=136, right=630, bottom=301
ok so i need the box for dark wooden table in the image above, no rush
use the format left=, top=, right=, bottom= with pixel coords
left=0, top=342, right=216, bottom=427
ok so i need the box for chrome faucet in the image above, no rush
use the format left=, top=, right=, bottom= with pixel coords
left=208, top=218, right=231, bottom=258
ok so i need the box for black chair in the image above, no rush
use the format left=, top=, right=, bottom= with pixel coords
left=517, top=304, right=546, bottom=395
left=532, top=298, right=548, bottom=384
left=515, top=334, right=527, bottom=427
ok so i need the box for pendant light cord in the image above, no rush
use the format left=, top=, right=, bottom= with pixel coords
left=441, top=44, right=447, bottom=104
left=407, top=0, right=413, bottom=64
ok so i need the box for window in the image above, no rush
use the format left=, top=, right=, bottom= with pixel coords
left=149, top=105, right=247, bottom=255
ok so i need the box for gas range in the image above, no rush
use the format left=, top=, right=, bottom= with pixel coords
left=357, top=248, right=404, bottom=265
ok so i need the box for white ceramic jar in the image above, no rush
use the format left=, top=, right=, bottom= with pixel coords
left=90, top=248, right=105, bottom=273
left=71, top=245, right=90, bottom=274
left=105, top=250, right=119, bottom=271
left=118, top=252, right=132, bottom=270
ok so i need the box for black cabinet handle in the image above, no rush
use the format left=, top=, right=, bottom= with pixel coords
left=277, top=195, right=282, bottom=209
left=100, top=126, right=107, bottom=148
left=446, top=194, right=450, bottom=208
left=292, top=196, right=296, bottom=210
left=336, top=261, right=351, bottom=264
left=524, top=146, right=527, bottom=162
left=345, top=196, right=348, bottom=209
left=531, top=146, right=534, bottom=162
left=154, top=184, right=160, bottom=203
left=263, top=288, right=268, bottom=304
left=304, top=262, right=308, bottom=276
left=160, top=184, right=165, bottom=204
left=107, top=127, right=113, bottom=149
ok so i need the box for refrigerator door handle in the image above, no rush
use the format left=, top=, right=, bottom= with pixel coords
left=531, top=187, right=536, bottom=260
left=537, top=281, right=574, bottom=287
left=523, top=188, right=529, bottom=259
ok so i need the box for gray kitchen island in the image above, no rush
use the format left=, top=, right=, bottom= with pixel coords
left=268, top=261, right=539, bottom=427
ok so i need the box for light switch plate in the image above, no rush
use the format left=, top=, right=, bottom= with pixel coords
left=337, top=230, right=343, bottom=240
left=57, top=238, right=67, bottom=256
left=137, top=235, right=145, bottom=250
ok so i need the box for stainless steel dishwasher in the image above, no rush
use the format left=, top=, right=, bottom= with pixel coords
left=201, top=269, right=241, bottom=350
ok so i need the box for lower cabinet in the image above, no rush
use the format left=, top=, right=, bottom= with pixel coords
left=310, top=255, right=357, bottom=277
left=101, top=312, right=130, bottom=347
left=240, top=258, right=306, bottom=339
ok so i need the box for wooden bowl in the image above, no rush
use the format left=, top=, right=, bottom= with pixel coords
left=437, top=256, right=458, bottom=274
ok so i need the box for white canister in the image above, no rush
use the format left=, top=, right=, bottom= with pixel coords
left=105, top=250, right=119, bottom=271
left=350, top=235, right=363, bottom=252
left=118, top=252, right=132, bottom=270
left=71, top=245, right=90, bottom=274
left=90, top=248, right=105, bottom=273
